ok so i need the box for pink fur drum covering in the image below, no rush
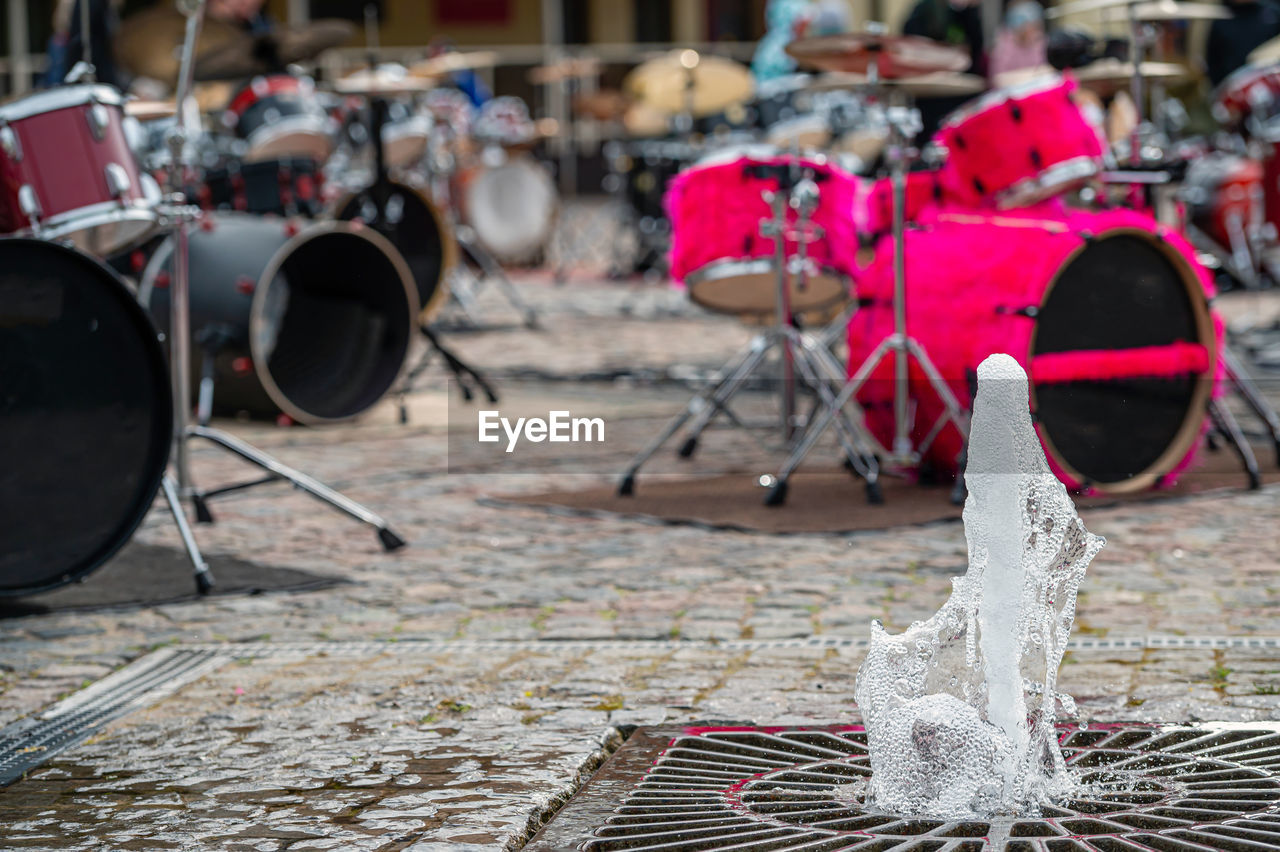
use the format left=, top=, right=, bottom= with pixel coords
left=935, top=75, right=1106, bottom=207
left=665, top=155, right=861, bottom=284
left=847, top=204, right=1222, bottom=492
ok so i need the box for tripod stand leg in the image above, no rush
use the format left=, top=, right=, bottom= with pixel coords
left=1223, top=345, right=1280, bottom=466
left=617, top=336, right=767, bottom=495
left=420, top=325, right=499, bottom=404
left=446, top=267, right=485, bottom=327
left=1209, top=397, right=1261, bottom=489
left=188, top=425, right=408, bottom=549
left=459, top=232, right=541, bottom=329
left=161, top=474, right=214, bottom=594
left=674, top=338, right=773, bottom=459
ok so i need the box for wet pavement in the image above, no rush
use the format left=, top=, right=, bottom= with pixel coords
left=2, top=268, right=1280, bottom=850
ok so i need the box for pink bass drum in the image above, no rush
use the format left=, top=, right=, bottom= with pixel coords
left=0, top=85, right=160, bottom=255
left=667, top=148, right=859, bottom=318
left=935, top=74, right=1106, bottom=209
left=849, top=205, right=1220, bottom=494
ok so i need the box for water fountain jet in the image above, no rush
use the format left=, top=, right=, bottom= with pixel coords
left=854, top=353, right=1105, bottom=819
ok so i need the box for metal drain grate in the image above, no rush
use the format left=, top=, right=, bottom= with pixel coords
left=0, top=648, right=228, bottom=786
left=526, top=724, right=1280, bottom=851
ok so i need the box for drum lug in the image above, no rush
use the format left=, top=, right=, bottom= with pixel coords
left=87, top=102, right=110, bottom=141
left=105, top=162, right=131, bottom=199
left=18, top=184, right=42, bottom=225
left=0, top=122, right=20, bottom=161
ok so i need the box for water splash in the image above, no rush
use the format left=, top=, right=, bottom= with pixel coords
left=853, top=354, right=1105, bottom=819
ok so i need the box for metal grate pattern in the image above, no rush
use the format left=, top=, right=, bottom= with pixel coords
left=577, top=725, right=1280, bottom=852
left=0, top=648, right=227, bottom=786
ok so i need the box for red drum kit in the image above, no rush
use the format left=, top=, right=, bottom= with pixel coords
left=619, top=22, right=1280, bottom=504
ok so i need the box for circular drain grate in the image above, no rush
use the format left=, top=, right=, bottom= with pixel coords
left=583, top=725, right=1280, bottom=851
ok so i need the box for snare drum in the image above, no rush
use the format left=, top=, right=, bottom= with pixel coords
left=935, top=74, right=1106, bottom=209
left=457, top=151, right=558, bottom=264
left=0, top=85, right=161, bottom=256
left=224, top=75, right=334, bottom=163
left=667, top=149, right=858, bottom=318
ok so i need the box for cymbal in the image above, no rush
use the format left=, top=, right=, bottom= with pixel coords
left=114, top=5, right=243, bottom=84
left=334, top=66, right=437, bottom=96
left=573, top=89, right=630, bottom=122
left=1046, top=0, right=1132, bottom=20
left=529, top=56, right=602, bottom=84
left=124, top=98, right=177, bottom=121
left=785, top=33, right=969, bottom=78
left=408, top=51, right=500, bottom=79
left=1250, top=33, right=1280, bottom=64
left=623, top=50, right=754, bottom=117
left=990, top=64, right=1059, bottom=88
left=1129, top=0, right=1230, bottom=20
left=191, top=19, right=355, bottom=81
left=1074, top=59, right=1191, bottom=88
left=807, top=70, right=985, bottom=96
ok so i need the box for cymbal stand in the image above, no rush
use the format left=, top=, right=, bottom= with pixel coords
left=617, top=163, right=881, bottom=499
left=764, top=82, right=969, bottom=507
left=160, top=0, right=406, bottom=594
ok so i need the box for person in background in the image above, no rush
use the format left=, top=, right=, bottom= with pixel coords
left=61, top=0, right=125, bottom=88
left=1206, top=0, right=1280, bottom=85
left=989, top=0, right=1048, bottom=82
left=208, top=0, right=272, bottom=35
left=751, top=0, right=849, bottom=83
left=428, top=37, right=492, bottom=107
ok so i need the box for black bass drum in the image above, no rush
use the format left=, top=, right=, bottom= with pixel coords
left=0, top=238, right=172, bottom=595
left=140, top=213, right=418, bottom=424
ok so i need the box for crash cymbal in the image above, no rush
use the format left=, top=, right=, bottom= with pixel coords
left=1046, top=0, right=1133, bottom=20
left=124, top=98, right=177, bottom=120
left=1074, top=59, right=1191, bottom=88
left=333, top=65, right=437, bottom=96
left=990, top=64, right=1059, bottom=88
left=1129, top=0, right=1230, bottom=20
left=807, top=69, right=985, bottom=96
left=1250, top=33, right=1280, bottom=64
left=114, top=4, right=243, bottom=85
left=785, top=32, right=969, bottom=77
left=408, top=51, right=500, bottom=79
left=529, top=56, right=602, bottom=84
left=191, top=19, right=355, bottom=81
left=623, top=50, right=754, bottom=117
left=193, top=81, right=235, bottom=113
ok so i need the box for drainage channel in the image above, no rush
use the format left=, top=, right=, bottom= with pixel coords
left=3, top=634, right=1278, bottom=789
left=527, top=724, right=1280, bottom=852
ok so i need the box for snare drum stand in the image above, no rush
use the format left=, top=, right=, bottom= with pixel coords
left=158, top=0, right=406, bottom=594
left=764, top=89, right=970, bottom=507
left=617, top=164, right=881, bottom=499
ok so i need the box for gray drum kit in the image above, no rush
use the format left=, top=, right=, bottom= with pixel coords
left=0, top=0, right=564, bottom=598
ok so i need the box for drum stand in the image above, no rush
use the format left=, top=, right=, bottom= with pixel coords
left=158, top=0, right=406, bottom=593
left=617, top=166, right=881, bottom=500
left=763, top=93, right=970, bottom=507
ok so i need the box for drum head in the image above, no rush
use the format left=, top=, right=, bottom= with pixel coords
left=688, top=260, right=849, bottom=318
left=0, top=239, right=172, bottom=595
left=464, top=158, right=557, bottom=262
left=335, top=182, right=456, bottom=323
left=1032, top=231, right=1213, bottom=491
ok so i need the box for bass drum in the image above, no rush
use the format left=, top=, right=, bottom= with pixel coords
left=848, top=205, right=1219, bottom=493
left=457, top=153, right=558, bottom=264
left=0, top=239, right=171, bottom=595
left=333, top=180, right=458, bottom=323
left=140, top=213, right=418, bottom=424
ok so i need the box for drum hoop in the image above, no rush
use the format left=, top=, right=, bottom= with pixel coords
left=247, top=219, right=420, bottom=424
left=247, top=114, right=332, bottom=146
left=0, top=84, right=126, bottom=122
left=1028, top=226, right=1217, bottom=494
left=37, top=201, right=160, bottom=252
left=938, top=73, right=1068, bottom=133
left=997, top=156, right=1100, bottom=209
left=0, top=238, right=172, bottom=596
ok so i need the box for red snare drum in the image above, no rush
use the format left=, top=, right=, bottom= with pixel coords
left=0, top=85, right=160, bottom=255
left=848, top=205, right=1219, bottom=493
left=1212, top=64, right=1280, bottom=138
left=935, top=75, right=1106, bottom=209
left=1183, top=152, right=1264, bottom=250
left=667, top=148, right=859, bottom=318
left=224, top=75, right=334, bottom=162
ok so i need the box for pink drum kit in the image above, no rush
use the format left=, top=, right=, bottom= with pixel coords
left=620, top=28, right=1280, bottom=504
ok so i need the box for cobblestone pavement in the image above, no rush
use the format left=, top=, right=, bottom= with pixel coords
left=1, top=274, right=1279, bottom=850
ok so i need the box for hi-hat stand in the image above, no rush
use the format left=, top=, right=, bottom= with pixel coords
left=160, top=0, right=406, bottom=594
left=762, top=81, right=970, bottom=507
left=617, top=160, right=882, bottom=500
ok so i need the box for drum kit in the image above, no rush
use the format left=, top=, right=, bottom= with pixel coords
left=2, top=0, right=571, bottom=598
left=616, top=16, right=1280, bottom=505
